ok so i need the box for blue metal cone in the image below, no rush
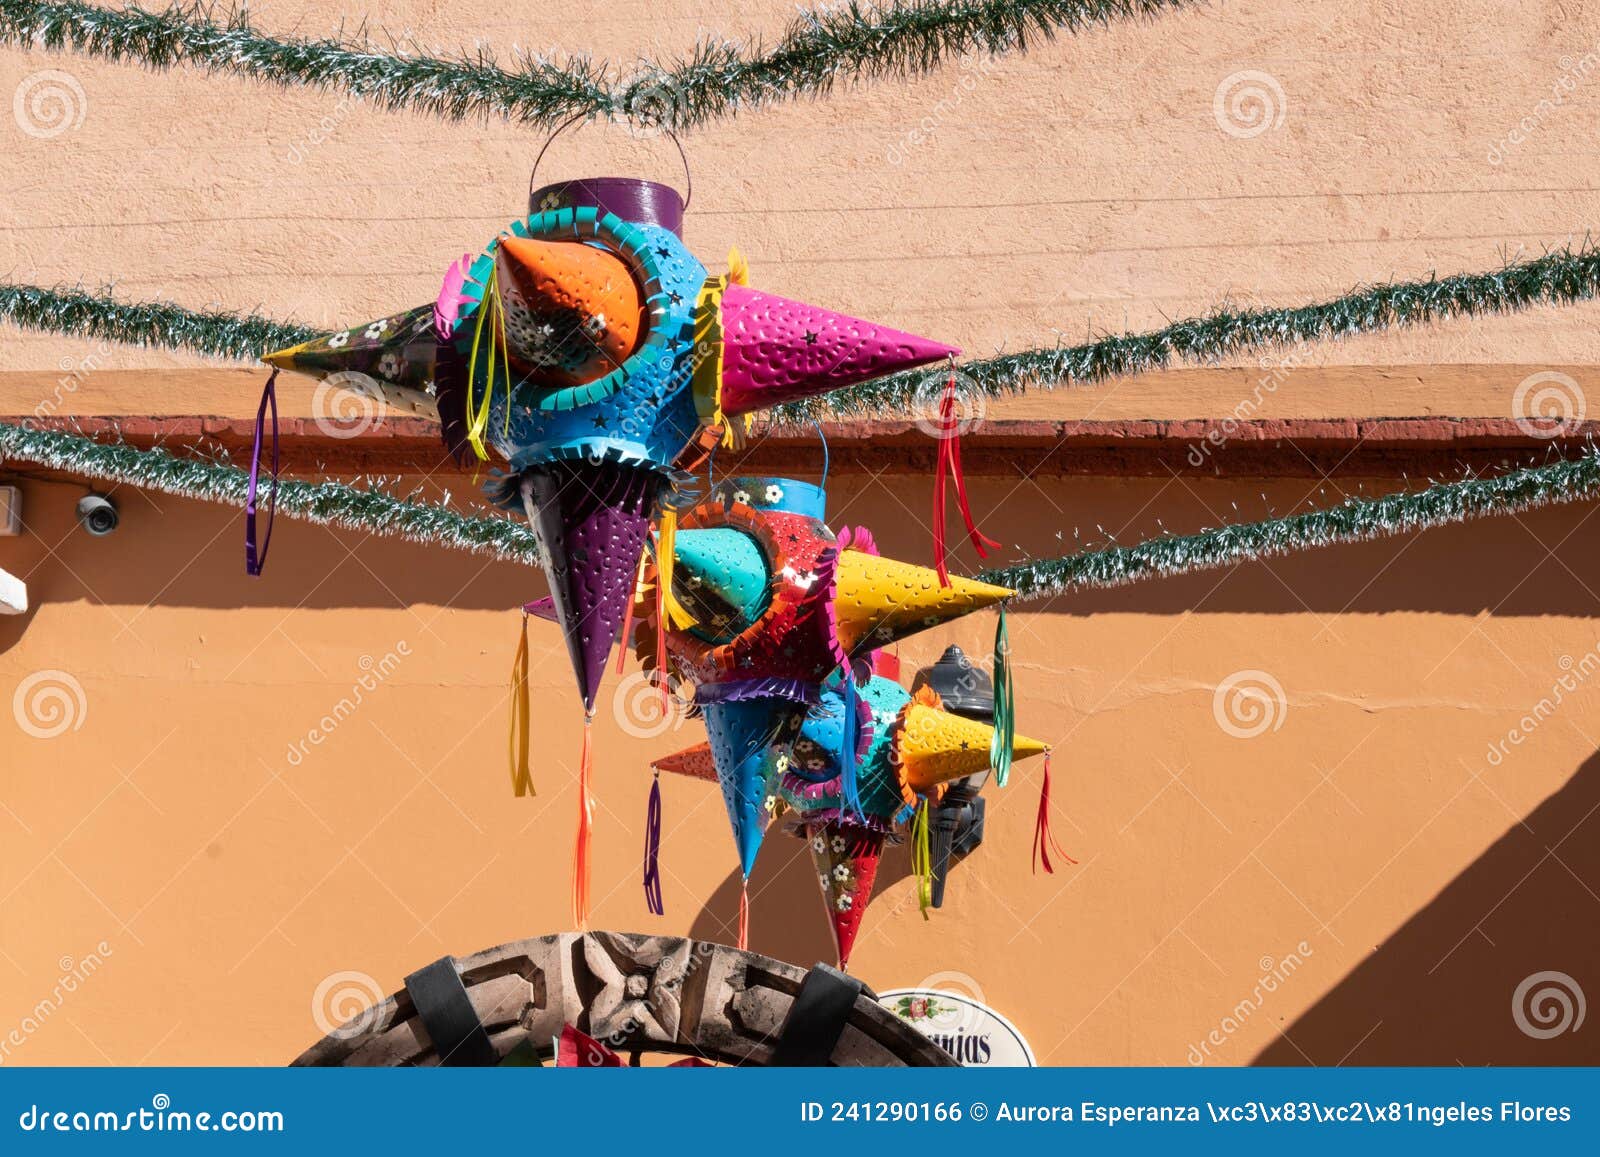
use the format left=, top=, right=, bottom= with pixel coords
left=700, top=696, right=802, bottom=878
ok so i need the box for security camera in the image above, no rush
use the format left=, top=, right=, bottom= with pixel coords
left=76, top=493, right=119, bottom=537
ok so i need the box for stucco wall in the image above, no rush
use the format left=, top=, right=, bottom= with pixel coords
left=3, top=0, right=1600, bottom=1065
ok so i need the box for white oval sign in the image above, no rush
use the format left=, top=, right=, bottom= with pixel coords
left=878, top=985, right=1035, bottom=1066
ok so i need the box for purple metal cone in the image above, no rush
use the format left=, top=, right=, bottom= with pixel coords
left=524, top=460, right=659, bottom=711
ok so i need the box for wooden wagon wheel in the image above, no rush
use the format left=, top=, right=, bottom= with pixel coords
left=293, top=931, right=957, bottom=1067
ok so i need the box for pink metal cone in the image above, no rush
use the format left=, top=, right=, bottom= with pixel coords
left=717, top=284, right=960, bottom=416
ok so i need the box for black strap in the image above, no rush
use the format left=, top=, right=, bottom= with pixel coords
left=768, top=964, right=869, bottom=1067
left=404, top=956, right=498, bottom=1067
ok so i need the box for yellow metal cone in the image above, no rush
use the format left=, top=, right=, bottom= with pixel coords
left=897, top=701, right=1045, bottom=793
left=834, top=550, right=1012, bottom=654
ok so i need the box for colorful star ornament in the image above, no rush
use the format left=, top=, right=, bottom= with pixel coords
left=260, top=179, right=959, bottom=926
left=639, top=478, right=1013, bottom=946
left=657, top=671, right=1049, bottom=970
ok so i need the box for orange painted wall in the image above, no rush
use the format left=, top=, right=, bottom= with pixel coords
left=5, top=0, right=1600, bottom=1066
left=2, top=468, right=1598, bottom=1065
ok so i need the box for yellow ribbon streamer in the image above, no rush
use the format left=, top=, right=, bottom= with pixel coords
left=508, top=612, right=534, bottom=797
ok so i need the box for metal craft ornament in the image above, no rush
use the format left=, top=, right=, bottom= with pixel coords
left=262, top=177, right=959, bottom=927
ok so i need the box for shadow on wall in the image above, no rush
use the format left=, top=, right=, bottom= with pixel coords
left=687, top=820, right=927, bottom=971
left=1255, top=749, right=1600, bottom=1065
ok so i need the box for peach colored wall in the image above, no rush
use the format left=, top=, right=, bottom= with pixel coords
left=4, top=0, right=1600, bottom=1066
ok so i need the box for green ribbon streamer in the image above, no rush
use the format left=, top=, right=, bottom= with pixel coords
left=911, top=799, right=933, bottom=918
left=990, top=602, right=1016, bottom=786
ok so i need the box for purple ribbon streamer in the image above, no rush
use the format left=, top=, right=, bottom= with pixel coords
left=245, top=370, right=279, bottom=576
left=643, top=772, right=664, bottom=916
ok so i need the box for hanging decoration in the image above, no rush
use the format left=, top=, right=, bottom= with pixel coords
left=0, top=0, right=1197, bottom=134
left=261, top=182, right=958, bottom=928
left=639, top=482, right=1014, bottom=950
left=782, top=674, right=1047, bottom=967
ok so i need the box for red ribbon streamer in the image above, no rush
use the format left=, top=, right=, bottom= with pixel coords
left=932, top=363, right=999, bottom=585
left=1032, top=750, right=1077, bottom=875
left=573, top=716, right=594, bottom=928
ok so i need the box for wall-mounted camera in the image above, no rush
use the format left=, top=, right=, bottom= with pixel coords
left=76, top=493, right=119, bottom=537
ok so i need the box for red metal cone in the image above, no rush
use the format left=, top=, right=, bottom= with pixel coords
left=804, top=820, right=884, bottom=970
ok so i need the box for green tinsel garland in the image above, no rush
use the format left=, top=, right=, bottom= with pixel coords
left=0, top=421, right=541, bottom=565
left=0, top=0, right=1190, bottom=132
left=4, top=425, right=1596, bottom=603
left=0, top=283, right=317, bottom=361
left=977, top=451, right=1600, bottom=604
left=8, top=245, right=1600, bottom=413
left=774, top=243, right=1600, bottom=421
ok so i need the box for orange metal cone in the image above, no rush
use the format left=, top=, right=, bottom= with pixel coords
left=651, top=742, right=718, bottom=783
left=833, top=550, right=1013, bottom=655
left=494, top=235, right=645, bottom=383
left=897, top=700, right=1046, bottom=794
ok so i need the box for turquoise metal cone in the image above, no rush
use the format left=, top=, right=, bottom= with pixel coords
left=672, top=527, right=770, bottom=633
